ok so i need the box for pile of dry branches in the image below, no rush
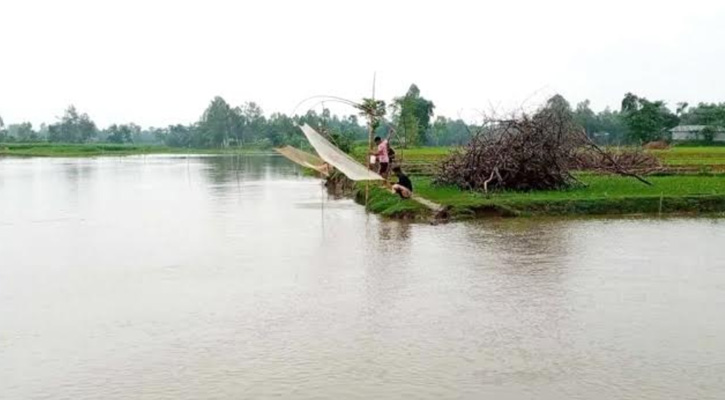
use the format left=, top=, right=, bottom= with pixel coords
left=573, top=148, right=662, bottom=175
left=436, top=107, right=657, bottom=192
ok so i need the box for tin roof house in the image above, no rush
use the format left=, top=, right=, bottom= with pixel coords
left=670, top=125, right=725, bottom=142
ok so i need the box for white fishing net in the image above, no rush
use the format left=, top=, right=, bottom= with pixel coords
left=275, top=145, right=329, bottom=176
left=299, top=124, right=383, bottom=181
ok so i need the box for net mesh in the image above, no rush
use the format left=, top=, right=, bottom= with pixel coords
left=275, top=146, right=329, bottom=176
left=299, top=124, right=383, bottom=181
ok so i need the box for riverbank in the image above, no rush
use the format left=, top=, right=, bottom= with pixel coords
left=355, top=174, right=725, bottom=220
left=6, top=142, right=725, bottom=220
left=0, top=143, right=268, bottom=157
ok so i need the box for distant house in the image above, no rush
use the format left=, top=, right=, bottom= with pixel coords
left=670, top=125, right=725, bottom=142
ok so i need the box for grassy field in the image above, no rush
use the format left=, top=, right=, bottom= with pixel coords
left=357, top=174, right=725, bottom=219
left=0, top=143, right=269, bottom=157
left=650, top=146, right=725, bottom=166
left=352, top=146, right=450, bottom=162
left=7, top=142, right=725, bottom=168
left=354, top=145, right=725, bottom=174
left=352, top=146, right=452, bottom=175
left=416, top=174, right=725, bottom=203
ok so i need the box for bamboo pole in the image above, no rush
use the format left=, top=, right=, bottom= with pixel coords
left=365, top=73, right=377, bottom=209
left=365, top=110, right=377, bottom=208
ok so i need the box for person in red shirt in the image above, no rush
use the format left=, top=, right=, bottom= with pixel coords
left=373, top=135, right=390, bottom=177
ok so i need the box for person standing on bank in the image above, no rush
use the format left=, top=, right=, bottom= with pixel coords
left=391, top=166, right=413, bottom=199
left=372, top=126, right=396, bottom=178
left=373, top=135, right=390, bottom=177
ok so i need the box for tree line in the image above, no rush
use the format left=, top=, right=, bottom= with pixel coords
left=2, top=86, right=725, bottom=148
left=572, top=94, right=725, bottom=144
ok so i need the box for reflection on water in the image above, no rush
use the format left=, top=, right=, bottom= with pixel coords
left=202, top=154, right=298, bottom=185
left=1, top=155, right=724, bottom=400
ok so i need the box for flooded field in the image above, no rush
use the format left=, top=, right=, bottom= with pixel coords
left=1, top=155, right=724, bottom=399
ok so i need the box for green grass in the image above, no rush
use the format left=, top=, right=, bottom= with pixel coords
left=393, top=147, right=452, bottom=156
left=358, top=174, right=725, bottom=219
left=354, top=145, right=725, bottom=172
left=351, top=145, right=454, bottom=176
left=354, top=184, right=430, bottom=219
left=352, top=145, right=452, bottom=162
left=0, top=143, right=269, bottom=157
left=417, top=174, right=725, bottom=203
left=650, top=146, right=725, bottom=166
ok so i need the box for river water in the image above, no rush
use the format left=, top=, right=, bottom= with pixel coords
left=0, top=155, right=723, bottom=400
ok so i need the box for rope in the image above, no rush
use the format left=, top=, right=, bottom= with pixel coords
left=320, top=178, right=325, bottom=233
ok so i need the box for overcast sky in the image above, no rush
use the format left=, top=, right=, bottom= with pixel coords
left=2, top=0, right=724, bottom=128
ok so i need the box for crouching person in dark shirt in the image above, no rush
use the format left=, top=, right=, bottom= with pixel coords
left=391, top=166, right=413, bottom=199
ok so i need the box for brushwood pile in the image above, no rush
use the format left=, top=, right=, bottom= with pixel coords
left=435, top=104, right=660, bottom=191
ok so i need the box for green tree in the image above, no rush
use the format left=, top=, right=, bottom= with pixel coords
left=620, top=93, right=679, bottom=143
left=197, top=96, right=242, bottom=148
left=0, top=115, right=7, bottom=142
left=430, top=116, right=473, bottom=146
left=676, top=102, right=689, bottom=116
left=573, top=100, right=598, bottom=136
left=392, top=84, right=435, bottom=147
left=679, top=102, right=725, bottom=127
left=7, top=122, right=36, bottom=141
left=701, top=126, right=716, bottom=144
left=162, top=124, right=195, bottom=147
left=48, top=105, right=98, bottom=143
left=132, top=125, right=159, bottom=144
left=150, top=127, right=167, bottom=144
left=532, top=94, right=576, bottom=134
left=539, top=94, right=573, bottom=117
left=307, top=109, right=359, bottom=154
left=356, top=98, right=386, bottom=129
left=596, top=107, right=628, bottom=144
left=431, top=116, right=447, bottom=146
left=37, top=123, right=49, bottom=140
left=239, top=101, right=265, bottom=145
left=355, top=98, right=386, bottom=151
left=105, top=124, right=135, bottom=143
left=340, top=114, right=367, bottom=141
left=393, top=97, right=418, bottom=147
left=266, top=112, right=299, bottom=148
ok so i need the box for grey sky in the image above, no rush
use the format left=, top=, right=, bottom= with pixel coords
left=2, top=0, right=724, bottom=128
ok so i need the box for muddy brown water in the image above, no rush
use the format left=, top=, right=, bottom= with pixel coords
left=1, top=155, right=724, bottom=400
